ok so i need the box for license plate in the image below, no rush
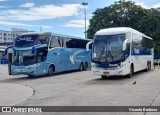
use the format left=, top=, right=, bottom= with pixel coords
left=103, top=72, right=109, bottom=74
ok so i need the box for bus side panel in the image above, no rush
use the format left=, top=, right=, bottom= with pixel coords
left=46, top=47, right=91, bottom=73
left=47, top=48, right=65, bottom=73
left=130, top=33, right=153, bottom=72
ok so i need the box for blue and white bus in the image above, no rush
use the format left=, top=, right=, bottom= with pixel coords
left=6, top=32, right=91, bottom=77
left=90, top=27, right=154, bottom=78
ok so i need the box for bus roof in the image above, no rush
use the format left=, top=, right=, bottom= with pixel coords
left=19, top=32, right=91, bottom=41
left=19, top=32, right=52, bottom=36
left=95, top=27, right=152, bottom=39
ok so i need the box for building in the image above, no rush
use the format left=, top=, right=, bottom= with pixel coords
left=0, top=28, right=34, bottom=43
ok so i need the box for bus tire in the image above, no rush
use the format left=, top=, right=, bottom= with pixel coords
left=127, top=65, right=133, bottom=78
left=28, top=75, right=34, bottom=78
left=48, top=65, right=54, bottom=76
left=79, top=63, right=84, bottom=71
left=84, top=62, right=88, bottom=71
left=101, top=75, right=107, bottom=79
left=145, top=63, right=151, bottom=72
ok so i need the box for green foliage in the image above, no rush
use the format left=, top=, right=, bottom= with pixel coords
left=87, top=0, right=160, bottom=51
left=87, top=0, right=160, bottom=43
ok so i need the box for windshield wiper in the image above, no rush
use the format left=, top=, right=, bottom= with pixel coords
left=107, top=50, right=114, bottom=62
left=98, top=49, right=105, bottom=62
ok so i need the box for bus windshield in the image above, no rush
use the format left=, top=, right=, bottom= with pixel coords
left=92, top=34, right=125, bottom=64
left=12, top=47, right=48, bottom=66
left=14, top=35, right=50, bottom=47
left=12, top=50, right=36, bottom=66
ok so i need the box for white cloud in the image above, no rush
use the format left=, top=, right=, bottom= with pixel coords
left=124, top=0, right=160, bottom=9
left=135, top=2, right=151, bottom=9
left=62, top=20, right=89, bottom=28
left=132, top=1, right=160, bottom=9
left=0, top=21, right=52, bottom=28
left=19, top=3, right=35, bottom=8
left=0, top=4, right=83, bottom=21
left=153, top=3, right=160, bottom=8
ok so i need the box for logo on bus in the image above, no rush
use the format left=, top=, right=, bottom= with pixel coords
left=70, top=50, right=83, bottom=64
left=109, top=64, right=119, bottom=67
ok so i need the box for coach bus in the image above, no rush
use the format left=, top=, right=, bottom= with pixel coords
left=90, top=27, right=153, bottom=78
left=0, top=46, right=8, bottom=64
left=154, top=49, right=160, bottom=64
left=6, top=32, right=91, bottom=77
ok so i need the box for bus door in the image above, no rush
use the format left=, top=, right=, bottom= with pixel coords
left=36, top=47, right=48, bottom=75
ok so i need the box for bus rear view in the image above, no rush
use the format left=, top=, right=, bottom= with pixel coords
left=92, top=27, right=154, bottom=78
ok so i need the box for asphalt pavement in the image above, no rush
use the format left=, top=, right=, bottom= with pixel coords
left=0, top=64, right=160, bottom=115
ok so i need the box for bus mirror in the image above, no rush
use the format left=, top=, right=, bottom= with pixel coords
left=86, top=41, right=93, bottom=51
left=123, top=39, right=128, bottom=51
left=5, top=46, right=13, bottom=55
left=32, top=47, right=35, bottom=54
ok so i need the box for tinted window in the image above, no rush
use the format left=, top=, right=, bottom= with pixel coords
left=141, top=37, right=153, bottom=48
left=14, top=35, right=39, bottom=47
left=50, top=36, right=61, bottom=48
left=64, top=38, right=89, bottom=49
left=39, top=35, right=49, bottom=44
left=132, top=35, right=153, bottom=55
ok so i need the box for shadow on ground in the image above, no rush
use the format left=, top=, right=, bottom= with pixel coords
left=84, top=70, right=153, bottom=85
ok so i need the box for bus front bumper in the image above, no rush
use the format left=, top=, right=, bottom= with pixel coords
left=11, top=64, right=39, bottom=76
left=92, top=67, right=125, bottom=76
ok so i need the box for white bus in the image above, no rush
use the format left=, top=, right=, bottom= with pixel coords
left=91, top=27, right=154, bottom=78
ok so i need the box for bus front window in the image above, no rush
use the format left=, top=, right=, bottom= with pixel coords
left=92, top=34, right=125, bottom=64
left=14, top=35, right=50, bottom=47
left=14, top=35, right=39, bottom=47
left=12, top=50, right=36, bottom=66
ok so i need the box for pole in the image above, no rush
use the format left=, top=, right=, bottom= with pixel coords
left=40, top=26, right=42, bottom=32
left=82, top=2, right=88, bottom=38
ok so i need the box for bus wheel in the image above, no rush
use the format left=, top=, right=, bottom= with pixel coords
left=145, top=63, right=151, bottom=72
left=101, top=75, right=107, bottom=79
left=48, top=65, right=54, bottom=76
left=127, top=65, right=133, bottom=78
left=28, top=75, right=34, bottom=78
left=79, top=63, right=84, bottom=71
left=84, top=62, right=88, bottom=71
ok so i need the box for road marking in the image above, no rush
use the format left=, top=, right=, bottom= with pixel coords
left=142, top=69, right=160, bottom=82
left=142, top=75, right=153, bottom=81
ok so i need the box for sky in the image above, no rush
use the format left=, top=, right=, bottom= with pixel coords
left=0, top=0, right=160, bottom=38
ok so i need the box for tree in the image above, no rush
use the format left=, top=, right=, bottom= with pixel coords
left=87, top=0, right=160, bottom=43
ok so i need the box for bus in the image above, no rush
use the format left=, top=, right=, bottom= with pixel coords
left=0, top=46, right=8, bottom=64
left=90, top=27, right=154, bottom=78
left=154, top=49, right=160, bottom=64
left=6, top=32, right=91, bottom=77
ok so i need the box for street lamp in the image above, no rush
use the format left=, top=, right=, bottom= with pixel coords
left=82, top=2, right=88, bottom=38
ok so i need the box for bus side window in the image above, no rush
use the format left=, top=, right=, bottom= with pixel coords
left=63, top=37, right=69, bottom=48
left=39, top=35, right=49, bottom=44
left=58, top=37, right=64, bottom=47
left=50, top=36, right=60, bottom=48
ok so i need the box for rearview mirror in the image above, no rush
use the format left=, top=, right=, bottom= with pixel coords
left=123, top=39, right=128, bottom=51
left=86, top=41, right=93, bottom=51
